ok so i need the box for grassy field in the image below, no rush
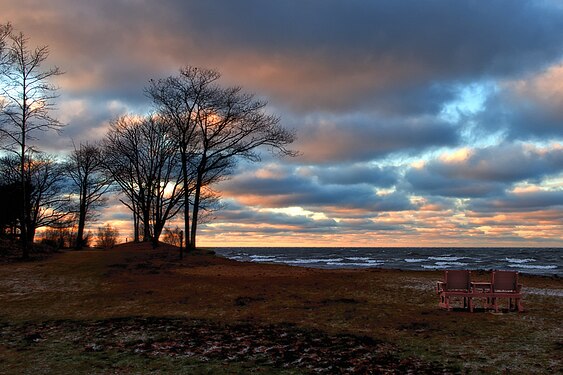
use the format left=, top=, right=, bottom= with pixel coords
left=0, top=242, right=561, bottom=374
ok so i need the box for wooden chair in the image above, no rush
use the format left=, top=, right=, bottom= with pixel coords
left=489, top=270, right=523, bottom=312
left=436, top=270, right=474, bottom=312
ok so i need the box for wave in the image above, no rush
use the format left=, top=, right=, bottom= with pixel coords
left=327, top=261, right=383, bottom=267
left=213, top=247, right=562, bottom=276
left=505, top=257, right=536, bottom=264
left=434, top=261, right=468, bottom=267
left=284, top=258, right=344, bottom=264
left=508, top=264, right=557, bottom=270
left=346, top=257, right=372, bottom=261
left=421, top=264, right=450, bottom=269
left=428, top=256, right=467, bottom=261
left=249, top=255, right=278, bottom=263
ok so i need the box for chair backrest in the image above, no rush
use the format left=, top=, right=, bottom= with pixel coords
left=444, top=270, right=471, bottom=291
left=492, top=270, right=518, bottom=292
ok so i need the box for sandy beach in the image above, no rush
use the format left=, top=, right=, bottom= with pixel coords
left=0, top=243, right=561, bottom=373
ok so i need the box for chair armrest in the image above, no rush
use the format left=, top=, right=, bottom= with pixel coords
left=436, top=281, right=445, bottom=293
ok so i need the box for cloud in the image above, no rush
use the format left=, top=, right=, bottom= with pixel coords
left=476, top=64, right=563, bottom=139
left=406, top=143, right=563, bottom=197
left=469, top=190, right=563, bottom=213
left=293, top=114, right=459, bottom=163
left=3, top=0, right=563, bottom=246
left=220, top=164, right=415, bottom=213
left=6, top=0, right=563, bottom=114
left=298, top=164, right=398, bottom=187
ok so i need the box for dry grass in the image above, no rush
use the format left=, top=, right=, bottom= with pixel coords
left=0, top=242, right=561, bottom=373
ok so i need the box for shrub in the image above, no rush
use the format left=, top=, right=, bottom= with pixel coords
left=162, top=226, right=184, bottom=247
left=42, top=227, right=74, bottom=249
left=96, top=224, right=119, bottom=248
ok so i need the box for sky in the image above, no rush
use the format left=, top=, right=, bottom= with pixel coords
left=3, top=0, right=563, bottom=247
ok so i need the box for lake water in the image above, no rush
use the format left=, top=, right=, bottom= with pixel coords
left=213, top=247, right=562, bottom=277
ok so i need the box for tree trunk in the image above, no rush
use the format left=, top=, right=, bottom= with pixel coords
left=190, top=169, right=204, bottom=251
left=181, top=152, right=191, bottom=253
left=132, top=199, right=139, bottom=242
left=20, top=134, right=29, bottom=259
left=142, top=208, right=151, bottom=242
left=75, top=185, right=87, bottom=249
left=152, top=222, right=164, bottom=249
left=75, top=208, right=86, bottom=249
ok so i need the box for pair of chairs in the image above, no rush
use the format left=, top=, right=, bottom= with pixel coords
left=436, top=270, right=523, bottom=312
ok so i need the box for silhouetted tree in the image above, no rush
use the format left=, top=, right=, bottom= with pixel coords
left=96, top=224, right=119, bottom=248
left=0, top=181, right=22, bottom=239
left=102, top=114, right=184, bottom=246
left=0, top=23, right=11, bottom=78
left=65, top=142, right=112, bottom=249
left=147, top=67, right=218, bottom=250
left=148, top=66, right=296, bottom=250
left=0, top=153, right=70, bottom=244
left=0, top=28, right=63, bottom=258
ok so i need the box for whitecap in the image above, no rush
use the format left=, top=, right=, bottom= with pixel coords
left=434, top=261, right=468, bottom=267
left=284, top=258, right=343, bottom=264
left=505, top=257, right=536, bottom=264
left=508, top=264, right=557, bottom=270
left=249, top=255, right=277, bottom=263
left=346, top=257, right=372, bottom=261
left=327, top=262, right=383, bottom=267
left=422, top=264, right=450, bottom=269
left=429, top=256, right=467, bottom=261
left=404, top=258, right=426, bottom=263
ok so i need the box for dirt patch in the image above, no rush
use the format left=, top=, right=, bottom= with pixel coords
left=234, top=296, right=266, bottom=307
left=1, top=317, right=453, bottom=374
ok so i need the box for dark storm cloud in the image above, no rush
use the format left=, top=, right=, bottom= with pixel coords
left=8, top=0, right=563, bottom=113
left=475, top=69, right=563, bottom=140
left=209, top=200, right=406, bottom=234
left=221, top=168, right=415, bottom=212
left=406, top=169, right=506, bottom=198
left=294, top=114, right=459, bottom=163
left=299, top=164, right=398, bottom=187
left=181, top=0, right=563, bottom=73
left=469, top=190, right=563, bottom=213
left=213, top=201, right=340, bottom=233
left=406, top=144, right=563, bottom=198
left=171, top=0, right=563, bottom=112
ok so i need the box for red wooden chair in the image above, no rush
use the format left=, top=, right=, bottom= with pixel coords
left=436, top=270, right=474, bottom=312
left=489, top=270, right=523, bottom=312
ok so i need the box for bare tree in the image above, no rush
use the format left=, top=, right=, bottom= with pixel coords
left=0, top=29, right=63, bottom=258
left=0, top=23, right=12, bottom=78
left=102, top=114, right=184, bottom=246
left=148, top=66, right=296, bottom=250
left=0, top=152, right=70, bottom=244
left=147, top=67, right=219, bottom=250
left=65, top=142, right=112, bottom=249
